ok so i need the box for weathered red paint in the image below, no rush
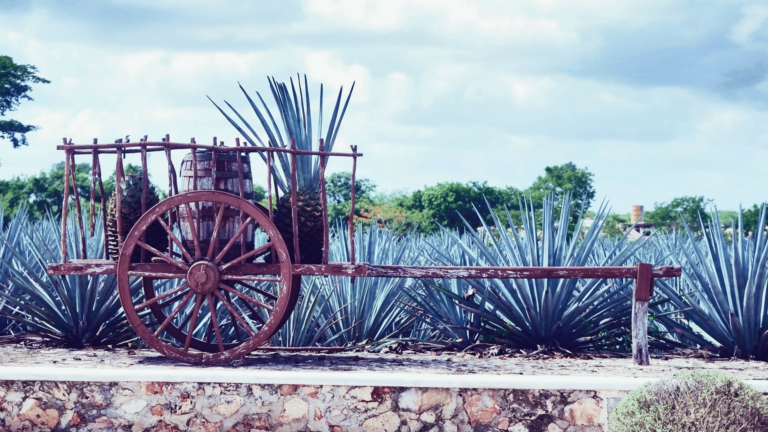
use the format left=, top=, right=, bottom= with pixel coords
left=116, top=191, right=294, bottom=364
left=48, top=137, right=682, bottom=366
left=68, top=151, right=87, bottom=259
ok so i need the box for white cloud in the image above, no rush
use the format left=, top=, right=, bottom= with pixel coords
left=1, top=0, right=768, bottom=212
left=304, top=0, right=409, bottom=30
left=304, top=51, right=371, bottom=101
left=730, top=4, right=768, bottom=49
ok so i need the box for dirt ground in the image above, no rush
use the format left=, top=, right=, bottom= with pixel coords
left=0, top=345, right=765, bottom=381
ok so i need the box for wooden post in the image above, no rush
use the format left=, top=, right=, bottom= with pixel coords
left=265, top=145, right=274, bottom=263
left=235, top=138, right=247, bottom=258
left=632, top=262, right=653, bottom=365
left=69, top=150, right=87, bottom=259
left=60, top=141, right=71, bottom=263
left=290, top=139, right=301, bottom=264
left=115, top=142, right=125, bottom=253
left=140, top=140, right=148, bottom=263
left=92, top=142, right=108, bottom=259
left=89, top=142, right=96, bottom=237
left=164, top=140, right=177, bottom=255
left=190, top=137, right=201, bottom=247
left=319, top=139, right=329, bottom=265
left=349, top=145, right=358, bottom=265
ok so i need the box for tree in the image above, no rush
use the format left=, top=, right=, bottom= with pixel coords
left=0, top=162, right=166, bottom=225
left=323, top=171, right=378, bottom=223
left=601, top=213, right=630, bottom=238
left=325, top=171, right=376, bottom=205
left=528, top=162, right=595, bottom=213
left=645, top=196, right=712, bottom=234
left=739, top=204, right=765, bottom=235
left=393, top=181, right=521, bottom=233
left=0, top=56, right=50, bottom=148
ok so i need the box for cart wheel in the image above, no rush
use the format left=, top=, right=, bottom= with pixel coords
left=117, top=191, right=294, bottom=364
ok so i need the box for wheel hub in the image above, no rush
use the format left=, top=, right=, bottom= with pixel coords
left=188, top=261, right=220, bottom=294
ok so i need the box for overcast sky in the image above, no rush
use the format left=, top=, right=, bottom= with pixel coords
left=1, top=0, right=767, bottom=212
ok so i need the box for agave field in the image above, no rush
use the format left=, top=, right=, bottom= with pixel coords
left=1, top=197, right=767, bottom=361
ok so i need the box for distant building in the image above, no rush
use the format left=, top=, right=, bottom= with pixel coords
left=627, top=205, right=655, bottom=241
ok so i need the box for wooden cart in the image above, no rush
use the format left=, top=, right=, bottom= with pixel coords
left=47, top=136, right=681, bottom=365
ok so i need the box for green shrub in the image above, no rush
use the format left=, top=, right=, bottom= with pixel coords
left=609, top=370, right=768, bottom=432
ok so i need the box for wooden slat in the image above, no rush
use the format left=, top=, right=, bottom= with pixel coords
left=181, top=170, right=252, bottom=179
left=635, top=262, right=654, bottom=301
left=60, top=143, right=70, bottom=263
left=68, top=151, right=87, bottom=259
left=349, top=145, right=358, bottom=265
left=47, top=262, right=681, bottom=280
left=290, top=139, right=300, bottom=264
left=115, top=144, right=125, bottom=252
left=319, top=139, right=329, bottom=265
left=365, top=265, right=681, bottom=279
left=58, top=142, right=363, bottom=158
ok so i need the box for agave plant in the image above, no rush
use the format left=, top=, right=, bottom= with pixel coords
left=267, top=277, right=335, bottom=347
left=269, top=221, right=418, bottom=347
left=0, top=207, right=141, bottom=346
left=210, top=75, right=354, bottom=264
left=412, top=193, right=654, bottom=350
left=402, top=231, right=484, bottom=349
left=654, top=206, right=768, bottom=359
left=0, top=207, right=26, bottom=336
left=319, top=221, right=418, bottom=347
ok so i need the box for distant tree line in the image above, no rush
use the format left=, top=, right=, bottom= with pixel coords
left=323, top=162, right=596, bottom=234
left=2, top=160, right=761, bottom=238
left=0, top=161, right=595, bottom=233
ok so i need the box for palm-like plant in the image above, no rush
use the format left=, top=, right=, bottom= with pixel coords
left=655, top=206, right=768, bottom=359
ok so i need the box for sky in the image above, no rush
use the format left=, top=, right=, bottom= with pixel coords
left=1, top=0, right=767, bottom=213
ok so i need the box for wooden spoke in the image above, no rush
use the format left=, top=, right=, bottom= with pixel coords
left=223, top=290, right=243, bottom=342
left=203, top=293, right=218, bottom=344
left=235, top=281, right=279, bottom=301
left=215, top=289, right=256, bottom=338
left=136, top=282, right=190, bottom=311
left=213, top=216, right=254, bottom=263
left=220, top=242, right=273, bottom=271
left=157, top=216, right=194, bottom=263
left=237, top=294, right=267, bottom=326
left=205, top=314, right=214, bottom=343
left=221, top=275, right=281, bottom=282
left=219, top=282, right=274, bottom=312
left=183, top=202, right=202, bottom=259
left=207, top=203, right=227, bottom=259
left=158, top=288, right=193, bottom=310
left=206, top=293, right=225, bottom=352
left=128, top=270, right=186, bottom=279
left=117, top=190, right=296, bottom=364
left=183, top=294, right=204, bottom=352
left=177, top=301, right=197, bottom=334
left=136, top=240, right=188, bottom=271
left=154, top=290, right=195, bottom=337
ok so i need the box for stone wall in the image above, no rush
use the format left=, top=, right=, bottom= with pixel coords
left=0, top=381, right=628, bottom=432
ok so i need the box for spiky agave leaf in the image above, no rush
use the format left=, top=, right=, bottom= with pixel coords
left=418, top=193, right=650, bottom=350
left=211, top=75, right=355, bottom=194
left=654, top=205, right=768, bottom=359
left=268, top=221, right=419, bottom=347
left=0, top=207, right=142, bottom=346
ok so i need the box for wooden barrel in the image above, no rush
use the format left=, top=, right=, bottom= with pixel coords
left=179, top=150, right=255, bottom=262
left=630, top=205, right=644, bottom=224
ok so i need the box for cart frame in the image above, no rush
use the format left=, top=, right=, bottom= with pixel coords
left=47, top=136, right=681, bottom=365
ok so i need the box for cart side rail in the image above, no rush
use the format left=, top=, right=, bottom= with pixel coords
left=55, top=137, right=361, bottom=264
